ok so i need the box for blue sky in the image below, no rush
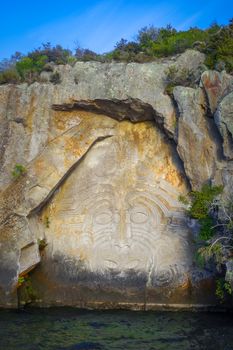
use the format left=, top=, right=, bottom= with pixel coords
left=0, top=0, right=232, bottom=59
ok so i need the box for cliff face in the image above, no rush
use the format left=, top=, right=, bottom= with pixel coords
left=0, top=50, right=233, bottom=309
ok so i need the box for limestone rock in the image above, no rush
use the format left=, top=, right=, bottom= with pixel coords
left=34, top=119, right=192, bottom=306
left=0, top=50, right=206, bottom=191
left=0, top=49, right=229, bottom=309
left=174, top=49, right=205, bottom=72
left=0, top=110, right=198, bottom=308
left=39, top=71, right=51, bottom=83
left=173, top=86, right=219, bottom=188
left=0, top=113, right=115, bottom=306
left=201, top=70, right=233, bottom=114
left=52, top=98, right=156, bottom=122
left=214, top=91, right=233, bottom=160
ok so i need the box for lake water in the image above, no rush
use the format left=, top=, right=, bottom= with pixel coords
left=0, top=308, right=233, bottom=350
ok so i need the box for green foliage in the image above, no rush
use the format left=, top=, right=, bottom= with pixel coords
left=75, top=47, right=100, bottom=61
left=19, top=275, right=37, bottom=303
left=38, top=238, right=47, bottom=251
left=18, top=276, right=25, bottom=286
left=184, top=184, right=223, bottom=244
left=197, top=243, right=223, bottom=268
left=216, top=278, right=233, bottom=302
left=149, top=28, right=208, bottom=57
left=179, top=184, right=223, bottom=227
left=195, top=250, right=206, bottom=268
left=178, top=194, right=189, bottom=205
left=16, top=55, right=47, bottom=82
left=180, top=184, right=225, bottom=263
left=188, top=184, right=223, bottom=220
left=190, top=186, right=233, bottom=300
left=199, top=216, right=215, bottom=240
left=12, top=164, right=26, bottom=178
left=137, top=25, right=161, bottom=46
left=28, top=42, right=72, bottom=65
left=205, top=20, right=233, bottom=73
left=0, top=19, right=233, bottom=85
left=107, top=19, right=233, bottom=71
left=0, top=42, right=73, bottom=84
left=107, top=39, right=145, bottom=63
left=0, top=68, right=20, bottom=84
left=44, top=216, right=50, bottom=228
left=24, top=276, right=37, bottom=301
left=164, top=65, right=196, bottom=94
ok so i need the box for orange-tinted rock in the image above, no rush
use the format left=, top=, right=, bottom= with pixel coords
left=201, top=70, right=233, bottom=114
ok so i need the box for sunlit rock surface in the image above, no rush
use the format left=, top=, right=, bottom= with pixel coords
left=33, top=115, right=193, bottom=307
left=0, top=49, right=232, bottom=308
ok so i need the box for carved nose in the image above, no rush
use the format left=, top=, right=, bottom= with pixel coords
left=114, top=209, right=131, bottom=248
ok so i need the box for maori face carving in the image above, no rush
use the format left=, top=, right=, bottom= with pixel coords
left=42, top=126, right=192, bottom=286
left=81, top=189, right=162, bottom=271
left=78, top=187, right=189, bottom=281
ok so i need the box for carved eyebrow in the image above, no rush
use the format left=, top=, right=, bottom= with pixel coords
left=126, top=192, right=171, bottom=217
left=127, top=189, right=184, bottom=215
left=56, top=189, right=115, bottom=213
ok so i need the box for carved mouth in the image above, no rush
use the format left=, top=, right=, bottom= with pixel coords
left=104, top=259, right=141, bottom=271
left=113, top=242, right=130, bottom=249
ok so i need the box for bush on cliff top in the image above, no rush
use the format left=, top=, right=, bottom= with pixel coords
left=0, top=18, right=232, bottom=84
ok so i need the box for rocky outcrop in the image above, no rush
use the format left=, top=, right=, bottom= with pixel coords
left=52, top=98, right=156, bottom=122
left=0, top=49, right=232, bottom=309
left=201, top=70, right=233, bottom=115
left=214, top=92, right=233, bottom=160
left=173, top=87, right=219, bottom=188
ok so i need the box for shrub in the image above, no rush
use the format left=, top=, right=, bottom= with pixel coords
left=182, top=184, right=233, bottom=301
left=38, top=238, right=47, bottom=250
left=103, top=19, right=233, bottom=72
left=215, top=278, right=233, bottom=302
left=1, top=18, right=233, bottom=83
left=12, top=164, right=26, bottom=178
left=0, top=69, right=20, bottom=84
left=16, top=55, right=47, bottom=83
left=75, top=47, right=99, bottom=61
left=205, top=19, right=233, bottom=73
left=18, top=275, right=37, bottom=304
left=28, top=42, right=72, bottom=65
left=188, top=184, right=223, bottom=220
left=140, top=27, right=208, bottom=57
left=179, top=184, right=223, bottom=241
left=137, top=25, right=161, bottom=46
left=17, top=276, right=25, bottom=287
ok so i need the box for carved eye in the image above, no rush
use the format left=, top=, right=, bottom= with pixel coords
left=94, top=211, right=113, bottom=225
left=126, top=260, right=140, bottom=269
left=104, top=260, right=118, bottom=269
left=130, top=210, right=148, bottom=224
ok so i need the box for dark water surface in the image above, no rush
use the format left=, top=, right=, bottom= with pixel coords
left=0, top=308, right=233, bottom=350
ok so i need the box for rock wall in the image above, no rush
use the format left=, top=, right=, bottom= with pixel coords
left=0, top=50, right=233, bottom=309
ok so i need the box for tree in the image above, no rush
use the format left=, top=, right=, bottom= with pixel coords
left=137, top=25, right=160, bottom=46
